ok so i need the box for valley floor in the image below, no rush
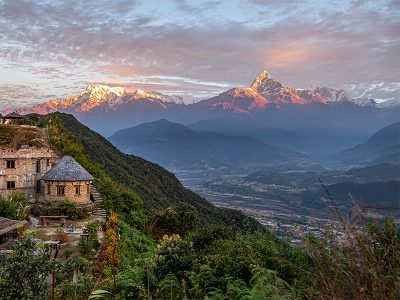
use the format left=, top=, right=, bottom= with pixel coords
left=173, top=168, right=400, bottom=247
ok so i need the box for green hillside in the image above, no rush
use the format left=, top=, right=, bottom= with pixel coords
left=330, top=122, right=400, bottom=165
left=51, top=113, right=259, bottom=230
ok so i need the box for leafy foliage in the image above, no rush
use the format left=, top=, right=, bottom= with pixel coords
left=0, top=236, right=55, bottom=299
left=0, top=125, right=12, bottom=145
left=159, top=273, right=182, bottom=300
left=148, top=202, right=198, bottom=237
left=96, top=212, right=121, bottom=294
left=55, top=255, right=95, bottom=300
left=57, top=199, right=90, bottom=220
left=0, top=193, right=29, bottom=220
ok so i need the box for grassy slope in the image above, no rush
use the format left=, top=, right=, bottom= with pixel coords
left=56, top=113, right=260, bottom=230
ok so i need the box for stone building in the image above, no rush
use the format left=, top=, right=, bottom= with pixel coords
left=0, top=147, right=59, bottom=198
left=41, top=155, right=94, bottom=204
left=2, top=112, right=26, bottom=125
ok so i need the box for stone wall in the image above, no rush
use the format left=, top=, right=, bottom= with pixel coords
left=43, top=180, right=92, bottom=204
left=0, top=147, right=59, bottom=199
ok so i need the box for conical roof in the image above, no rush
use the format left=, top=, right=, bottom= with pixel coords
left=42, top=155, right=94, bottom=181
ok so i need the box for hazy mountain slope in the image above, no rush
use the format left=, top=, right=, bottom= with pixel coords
left=377, top=99, right=400, bottom=108
left=189, top=102, right=385, bottom=156
left=109, top=119, right=305, bottom=169
left=245, top=163, right=400, bottom=189
left=330, top=122, right=400, bottom=165
left=188, top=117, right=309, bottom=152
left=55, top=113, right=260, bottom=229
left=344, top=163, right=400, bottom=183
left=303, top=181, right=400, bottom=210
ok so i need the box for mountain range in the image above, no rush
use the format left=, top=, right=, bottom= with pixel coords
left=6, top=70, right=399, bottom=156
left=10, top=83, right=184, bottom=115
left=11, top=70, right=393, bottom=116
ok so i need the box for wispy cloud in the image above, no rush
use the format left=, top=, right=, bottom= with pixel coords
left=0, top=0, right=398, bottom=107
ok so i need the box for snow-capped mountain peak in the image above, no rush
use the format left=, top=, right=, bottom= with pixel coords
left=376, top=98, right=400, bottom=108
left=83, top=83, right=125, bottom=97
left=6, top=70, right=396, bottom=117
left=312, top=87, right=350, bottom=102
left=9, top=84, right=185, bottom=115
left=313, top=86, right=379, bottom=106
left=250, top=70, right=272, bottom=88
left=351, top=97, right=377, bottom=106
left=129, top=89, right=184, bottom=104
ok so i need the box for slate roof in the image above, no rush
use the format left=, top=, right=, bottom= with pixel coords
left=41, top=155, right=94, bottom=181
left=0, top=216, right=28, bottom=235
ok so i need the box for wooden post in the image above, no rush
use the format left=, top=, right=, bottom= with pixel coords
left=51, top=271, right=55, bottom=300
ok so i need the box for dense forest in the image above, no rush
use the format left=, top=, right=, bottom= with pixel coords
left=0, top=113, right=399, bottom=299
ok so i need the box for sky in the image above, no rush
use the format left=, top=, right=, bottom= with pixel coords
left=0, top=0, right=399, bottom=108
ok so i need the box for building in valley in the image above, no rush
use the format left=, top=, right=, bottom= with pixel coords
left=41, top=155, right=94, bottom=204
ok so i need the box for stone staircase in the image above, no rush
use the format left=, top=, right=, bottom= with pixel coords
left=90, top=183, right=107, bottom=220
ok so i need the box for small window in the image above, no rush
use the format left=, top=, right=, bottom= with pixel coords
left=75, top=185, right=81, bottom=195
left=6, top=160, right=15, bottom=169
left=57, top=185, right=65, bottom=196
left=46, top=159, right=50, bottom=167
left=87, top=184, right=90, bottom=194
left=6, top=181, right=15, bottom=189
left=47, top=184, right=51, bottom=195
left=36, top=160, right=41, bottom=173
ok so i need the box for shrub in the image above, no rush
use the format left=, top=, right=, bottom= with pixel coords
left=125, top=210, right=151, bottom=231
left=0, top=126, right=12, bottom=145
left=191, top=225, right=235, bottom=251
left=57, top=199, right=90, bottom=220
left=79, top=220, right=101, bottom=257
left=79, top=236, right=99, bottom=258
left=154, top=234, right=196, bottom=279
left=55, top=254, right=94, bottom=299
left=86, top=220, right=100, bottom=239
left=0, top=236, right=55, bottom=299
left=148, top=203, right=198, bottom=238
left=0, top=193, right=29, bottom=220
left=54, top=228, right=69, bottom=243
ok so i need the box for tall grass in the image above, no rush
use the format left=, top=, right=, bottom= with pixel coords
left=305, top=180, right=400, bottom=299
